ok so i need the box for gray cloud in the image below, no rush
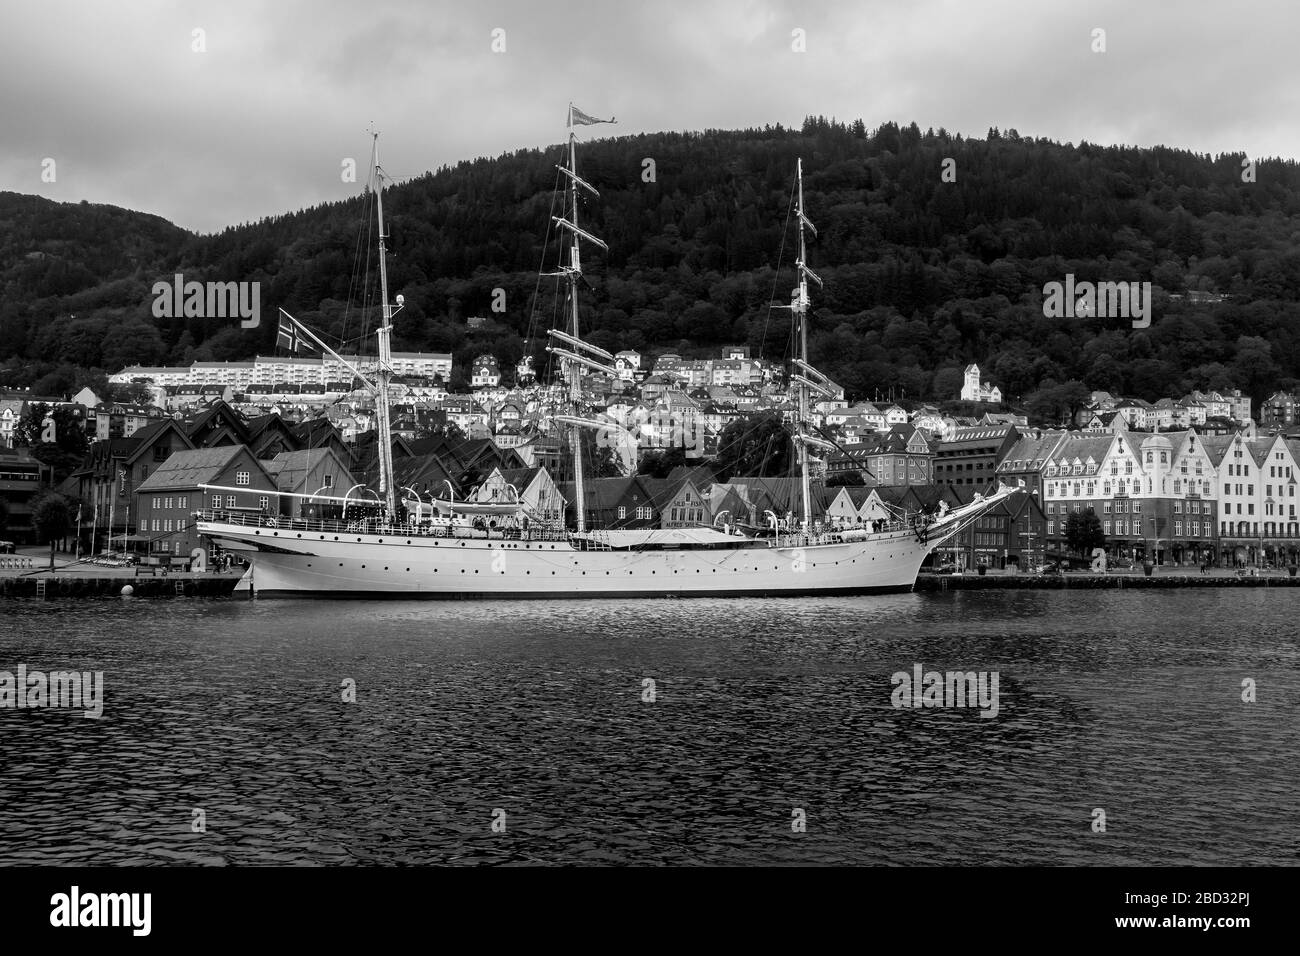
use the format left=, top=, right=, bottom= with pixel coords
left=2, top=0, right=1295, bottom=234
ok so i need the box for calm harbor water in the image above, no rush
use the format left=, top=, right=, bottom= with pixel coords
left=0, top=589, right=1296, bottom=866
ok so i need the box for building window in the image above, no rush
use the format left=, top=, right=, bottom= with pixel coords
left=636, top=506, right=652, bottom=520
left=236, top=471, right=250, bottom=486
left=323, top=474, right=333, bottom=488
left=212, top=495, right=221, bottom=509
left=259, top=496, right=269, bottom=511
left=226, top=495, right=237, bottom=508
left=179, top=496, right=187, bottom=509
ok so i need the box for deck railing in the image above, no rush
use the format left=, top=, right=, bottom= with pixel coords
left=194, top=509, right=571, bottom=542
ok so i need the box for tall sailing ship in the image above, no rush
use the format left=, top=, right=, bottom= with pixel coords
left=197, top=112, right=1021, bottom=597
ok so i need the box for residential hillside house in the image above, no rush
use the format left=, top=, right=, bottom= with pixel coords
left=88, top=403, right=168, bottom=441
left=0, top=399, right=24, bottom=447
left=135, top=445, right=278, bottom=560
left=1262, top=390, right=1299, bottom=428
left=470, top=355, right=501, bottom=388
left=613, top=350, right=642, bottom=383
left=960, top=364, right=1002, bottom=404
left=1113, top=398, right=1154, bottom=431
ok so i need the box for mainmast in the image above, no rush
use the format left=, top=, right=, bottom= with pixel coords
left=545, top=106, right=612, bottom=532
left=566, top=130, right=586, bottom=531
left=793, top=158, right=820, bottom=531
left=372, top=131, right=403, bottom=516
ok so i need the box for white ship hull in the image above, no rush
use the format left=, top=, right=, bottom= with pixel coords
left=197, top=491, right=1016, bottom=599
left=206, top=527, right=926, bottom=598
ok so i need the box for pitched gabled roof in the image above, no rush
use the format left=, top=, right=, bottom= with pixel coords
left=136, top=446, right=247, bottom=492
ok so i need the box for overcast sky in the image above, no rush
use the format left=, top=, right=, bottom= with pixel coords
left=3, top=0, right=1296, bottom=234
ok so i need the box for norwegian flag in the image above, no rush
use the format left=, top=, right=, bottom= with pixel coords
left=277, top=311, right=316, bottom=353
left=568, top=105, right=616, bottom=127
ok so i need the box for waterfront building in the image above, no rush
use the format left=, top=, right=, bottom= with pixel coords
left=74, top=419, right=195, bottom=554
left=945, top=485, right=1048, bottom=571
left=136, top=446, right=278, bottom=559
left=468, top=466, right=566, bottom=525
left=1203, top=433, right=1300, bottom=566
left=1039, top=431, right=1220, bottom=566
left=825, top=485, right=894, bottom=525
left=0, top=445, right=46, bottom=544
left=933, top=424, right=1020, bottom=489
left=995, top=429, right=1069, bottom=505
left=262, top=446, right=356, bottom=516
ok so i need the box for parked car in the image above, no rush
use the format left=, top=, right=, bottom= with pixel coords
left=1037, top=562, right=1063, bottom=575
left=1110, top=557, right=1134, bottom=569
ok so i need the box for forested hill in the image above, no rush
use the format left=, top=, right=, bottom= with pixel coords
left=3, top=117, right=1300, bottom=405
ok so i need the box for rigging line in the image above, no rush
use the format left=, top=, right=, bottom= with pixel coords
left=526, top=161, right=566, bottom=353
left=355, top=145, right=381, bottom=357
left=342, top=176, right=376, bottom=352
left=760, top=180, right=797, bottom=365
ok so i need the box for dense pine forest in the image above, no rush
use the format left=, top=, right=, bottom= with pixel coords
left=2, top=117, right=1300, bottom=406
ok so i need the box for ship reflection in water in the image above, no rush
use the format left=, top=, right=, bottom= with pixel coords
left=0, top=589, right=1294, bottom=865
